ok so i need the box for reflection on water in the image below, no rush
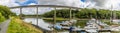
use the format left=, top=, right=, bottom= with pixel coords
left=23, top=18, right=89, bottom=31
left=23, top=18, right=52, bottom=30
left=23, top=18, right=89, bottom=26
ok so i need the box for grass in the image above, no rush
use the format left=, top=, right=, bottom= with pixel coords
left=111, top=31, right=120, bottom=33
left=75, top=20, right=88, bottom=28
left=43, top=17, right=69, bottom=23
left=43, top=17, right=69, bottom=20
left=101, top=20, right=118, bottom=25
left=7, top=17, right=43, bottom=33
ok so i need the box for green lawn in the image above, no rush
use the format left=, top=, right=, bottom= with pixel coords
left=7, top=17, right=43, bottom=33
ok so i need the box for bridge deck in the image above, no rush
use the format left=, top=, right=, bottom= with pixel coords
left=9, top=5, right=81, bottom=9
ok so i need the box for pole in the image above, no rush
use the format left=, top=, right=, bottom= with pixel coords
left=36, top=6, right=39, bottom=25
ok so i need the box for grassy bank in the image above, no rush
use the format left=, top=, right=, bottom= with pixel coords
left=7, top=17, right=43, bottom=33
left=43, top=17, right=69, bottom=20
left=43, top=17, right=69, bottom=23
left=75, top=20, right=88, bottom=28
left=43, top=17, right=88, bottom=28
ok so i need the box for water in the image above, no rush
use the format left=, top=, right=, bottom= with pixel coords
left=23, top=18, right=53, bottom=31
left=23, top=18, right=89, bottom=30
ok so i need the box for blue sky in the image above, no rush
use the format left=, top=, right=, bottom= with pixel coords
left=81, top=0, right=85, bottom=2
left=15, top=0, right=38, bottom=6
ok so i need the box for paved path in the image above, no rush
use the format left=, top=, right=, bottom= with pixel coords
left=0, top=19, right=11, bottom=33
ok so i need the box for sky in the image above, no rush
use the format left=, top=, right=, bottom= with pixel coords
left=1, top=0, right=120, bottom=14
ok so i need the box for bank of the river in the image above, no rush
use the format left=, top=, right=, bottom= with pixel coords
left=43, top=17, right=118, bottom=28
left=7, top=17, right=43, bottom=33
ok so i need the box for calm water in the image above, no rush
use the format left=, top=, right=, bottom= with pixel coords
left=23, top=18, right=53, bottom=30
left=23, top=18, right=89, bottom=29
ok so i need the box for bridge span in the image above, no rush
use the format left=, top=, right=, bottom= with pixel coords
left=9, top=5, right=81, bottom=25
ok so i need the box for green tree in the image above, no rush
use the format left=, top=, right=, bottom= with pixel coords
left=0, top=12, right=5, bottom=22
left=0, top=5, right=16, bottom=19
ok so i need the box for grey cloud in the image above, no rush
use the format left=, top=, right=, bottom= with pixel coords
left=86, top=0, right=107, bottom=7
left=38, top=0, right=81, bottom=7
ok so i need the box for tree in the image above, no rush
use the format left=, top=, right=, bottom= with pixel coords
left=0, top=12, right=5, bottom=22
left=0, top=5, right=16, bottom=19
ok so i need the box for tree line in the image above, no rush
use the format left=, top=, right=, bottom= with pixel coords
left=42, top=8, right=120, bottom=19
left=0, top=5, right=16, bottom=22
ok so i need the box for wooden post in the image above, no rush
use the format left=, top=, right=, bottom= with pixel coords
left=20, top=7, right=22, bottom=19
left=36, top=6, right=39, bottom=25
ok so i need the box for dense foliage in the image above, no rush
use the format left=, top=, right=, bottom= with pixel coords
left=0, top=5, right=16, bottom=23
left=0, top=12, right=5, bottom=23
left=42, top=9, right=78, bottom=18
left=0, top=5, right=16, bottom=19
left=42, top=8, right=120, bottom=19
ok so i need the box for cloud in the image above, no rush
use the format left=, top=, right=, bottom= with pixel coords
left=85, top=0, right=107, bottom=7
left=2, top=0, right=120, bottom=15
left=37, top=0, right=81, bottom=7
left=1, top=0, right=120, bottom=9
left=104, top=0, right=120, bottom=10
left=0, top=0, right=19, bottom=7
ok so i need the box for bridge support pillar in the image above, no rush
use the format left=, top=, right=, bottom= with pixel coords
left=20, top=7, right=22, bottom=19
left=36, top=6, right=39, bottom=25
left=69, top=8, right=72, bottom=20
left=54, top=8, right=56, bottom=24
left=110, top=5, right=113, bottom=24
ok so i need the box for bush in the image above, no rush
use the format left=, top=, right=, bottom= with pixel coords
left=0, top=12, right=5, bottom=23
left=0, top=5, right=16, bottom=19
